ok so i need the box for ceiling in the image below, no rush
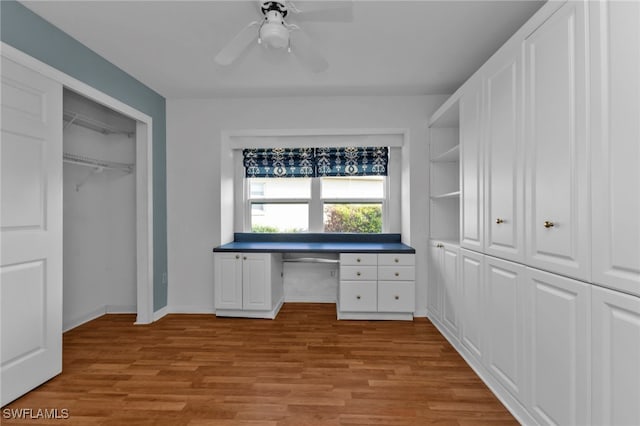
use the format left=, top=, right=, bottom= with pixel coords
left=22, top=1, right=544, bottom=99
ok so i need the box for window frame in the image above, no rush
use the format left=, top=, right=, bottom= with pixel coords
left=234, top=145, right=401, bottom=234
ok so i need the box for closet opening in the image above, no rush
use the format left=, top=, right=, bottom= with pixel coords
left=62, top=89, right=138, bottom=331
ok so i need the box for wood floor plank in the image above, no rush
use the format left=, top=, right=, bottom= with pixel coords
left=1, top=303, right=516, bottom=425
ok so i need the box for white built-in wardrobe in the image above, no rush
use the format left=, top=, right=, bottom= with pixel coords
left=62, top=89, right=136, bottom=331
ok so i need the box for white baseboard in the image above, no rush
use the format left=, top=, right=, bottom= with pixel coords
left=63, top=306, right=106, bottom=332
left=413, top=307, right=428, bottom=318
left=168, top=305, right=215, bottom=314
left=284, top=297, right=336, bottom=303
left=106, top=304, right=136, bottom=314
left=152, top=306, right=169, bottom=321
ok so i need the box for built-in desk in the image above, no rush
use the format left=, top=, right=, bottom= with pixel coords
left=212, top=234, right=416, bottom=320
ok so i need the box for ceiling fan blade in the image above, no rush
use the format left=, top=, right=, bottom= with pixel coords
left=214, top=21, right=259, bottom=66
left=287, top=1, right=353, bottom=22
left=290, top=27, right=329, bottom=73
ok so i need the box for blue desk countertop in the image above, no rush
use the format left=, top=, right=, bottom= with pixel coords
left=213, top=233, right=415, bottom=254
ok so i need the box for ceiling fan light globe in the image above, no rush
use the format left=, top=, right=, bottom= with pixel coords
left=260, top=22, right=289, bottom=49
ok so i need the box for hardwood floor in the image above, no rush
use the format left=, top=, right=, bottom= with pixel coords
left=2, top=304, right=516, bottom=425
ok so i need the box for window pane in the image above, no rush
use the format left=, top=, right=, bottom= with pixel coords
left=323, top=203, right=382, bottom=233
left=321, top=176, right=384, bottom=199
left=251, top=203, right=308, bottom=233
left=249, top=178, right=311, bottom=199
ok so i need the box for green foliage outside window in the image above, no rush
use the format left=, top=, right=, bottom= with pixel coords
left=324, top=204, right=382, bottom=233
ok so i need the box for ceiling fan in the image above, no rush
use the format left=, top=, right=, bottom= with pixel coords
left=214, top=1, right=353, bottom=73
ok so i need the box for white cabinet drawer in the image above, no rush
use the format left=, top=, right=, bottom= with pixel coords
left=340, top=265, right=377, bottom=281
left=378, top=281, right=415, bottom=313
left=340, top=281, right=377, bottom=311
left=378, top=253, right=415, bottom=266
left=378, top=266, right=415, bottom=281
left=340, top=253, right=377, bottom=266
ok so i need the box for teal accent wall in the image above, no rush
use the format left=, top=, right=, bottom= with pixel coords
left=1, top=0, right=168, bottom=312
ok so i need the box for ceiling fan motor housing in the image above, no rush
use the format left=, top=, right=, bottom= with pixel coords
left=259, top=9, right=289, bottom=49
left=260, top=1, right=288, bottom=18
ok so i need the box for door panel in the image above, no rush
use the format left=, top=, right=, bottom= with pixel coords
left=460, top=249, right=483, bottom=360
left=592, top=286, right=640, bottom=426
left=214, top=253, right=242, bottom=309
left=484, top=256, right=526, bottom=403
left=460, top=83, right=484, bottom=251
left=1, top=57, right=63, bottom=406
left=243, top=254, right=270, bottom=311
left=524, top=1, right=590, bottom=281
left=441, top=245, right=459, bottom=337
left=525, top=267, right=590, bottom=426
left=484, top=53, right=524, bottom=262
left=427, top=244, right=442, bottom=320
left=590, top=0, right=640, bottom=296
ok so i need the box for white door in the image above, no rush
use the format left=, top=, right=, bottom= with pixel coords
left=441, top=244, right=459, bottom=338
left=524, top=1, right=590, bottom=282
left=459, top=249, right=484, bottom=361
left=1, top=57, right=63, bottom=405
left=214, top=253, right=242, bottom=310
left=484, top=256, right=526, bottom=404
left=427, top=242, right=443, bottom=321
left=460, top=82, right=484, bottom=251
left=484, top=49, right=524, bottom=262
left=525, top=267, right=590, bottom=426
left=592, top=286, right=640, bottom=426
left=590, top=0, right=640, bottom=297
left=242, top=253, right=270, bottom=311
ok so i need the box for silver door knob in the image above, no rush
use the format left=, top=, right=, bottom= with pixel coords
left=543, top=221, right=555, bottom=228
left=496, top=218, right=504, bottom=224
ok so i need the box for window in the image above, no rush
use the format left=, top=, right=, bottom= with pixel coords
left=238, top=145, right=398, bottom=234
left=246, top=176, right=386, bottom=233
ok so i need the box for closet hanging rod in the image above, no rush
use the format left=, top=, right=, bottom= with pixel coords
left=63, top=110, right=134, bottom=138
left=63, top=152, right=134, bottom=174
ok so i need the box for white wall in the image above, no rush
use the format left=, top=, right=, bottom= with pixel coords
left=166, top=95, right=447, bottom=314
left=63, top=92, right=136, bottom=330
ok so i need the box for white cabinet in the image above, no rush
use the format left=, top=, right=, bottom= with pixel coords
left=459, top=249, right=484, bottom=361
left=525, top=267, right=590, bottom=426
left=592, top=286, right=640, bottom=426
left=213, top=252, right=283, bottom=318
left=590, top=0, right=640, bottom=297
left=339, top=253, right=415, bottom=320
left=460, top=81, right=484, bottom=252
left=483, top=48, right=524, bottom=262
left=428, top=241, right=459, bottom=337
left=524, top=1, right=590, bottom=282
left=484, top=256, right=526, bottom=404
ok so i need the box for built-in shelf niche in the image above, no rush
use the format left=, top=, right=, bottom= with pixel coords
left=429, top=99, right=460, bottom=244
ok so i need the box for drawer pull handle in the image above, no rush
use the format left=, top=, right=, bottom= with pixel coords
left=357, top=258, right=361, bottom=262
left=543, top=220, right=555, bottom=229
left=395, top=272, right=399, bottom=277
left=394, top=258, right=399, bottom=263
left=235, top=255, right=240, bottom=259
left=356, top=295, right=361, bottom=300
left=356, top=272, right=361, bottom=276
left=495, top=218, right=504, bottom=224
left=395, top=295, right=399, bottom=300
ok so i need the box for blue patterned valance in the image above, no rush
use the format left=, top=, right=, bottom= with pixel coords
left=315, top=147, right=388, bottom=177
left=243, top=148, right=315, bottom=178
left=243, top=147, right=388, bottom=178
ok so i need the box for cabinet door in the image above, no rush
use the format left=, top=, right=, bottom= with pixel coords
left=441, top=245, right=460, bottom=337
left=460, top=249, right=484, bottom=361
left=484, top=256, right=526, bottom=404
left=524, top=1, right=590, bottom=281
left=592, top=286, right=640, bottom=426
left=214, top=253, right=242, bottom=309
left=525, top=267, right=590, bottom=426
left=484, top=51, right=524, bottom=262
left=590, top=0, right=640, bottom=296
left=427, top=244, right=443, bottom=321
left=460, top=81, right=484, bottom=251
left=242, top=253, right=271, bottom=311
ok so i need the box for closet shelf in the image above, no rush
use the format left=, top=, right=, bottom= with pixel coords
left=431, top=145, right=459, bottom=163
left=63, top=110, right=134, bottom=138
left=430, top=191, right=461, bottom=200
left=63, top=152, right=134, bottom=174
